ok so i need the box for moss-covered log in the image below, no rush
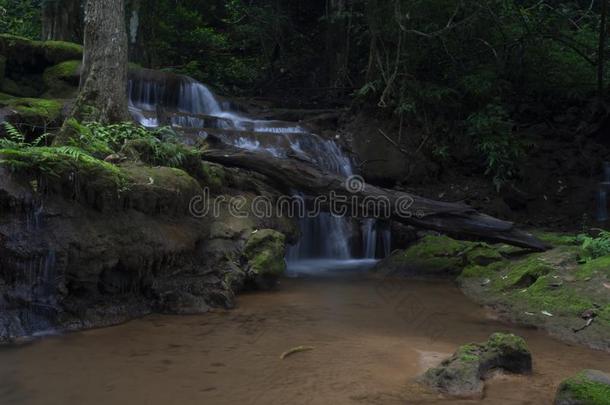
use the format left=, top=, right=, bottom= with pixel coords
left=201, top=144, right=549, bottom=251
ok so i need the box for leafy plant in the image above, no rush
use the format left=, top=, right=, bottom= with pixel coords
left=577, top=230, right=610, bottom=262
left=466, top=103, right=524, bottom=191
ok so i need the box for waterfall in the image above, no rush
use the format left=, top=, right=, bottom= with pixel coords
left=128, top=72, right=390, bottom=271
left=597, top=162, right=610, bottom=222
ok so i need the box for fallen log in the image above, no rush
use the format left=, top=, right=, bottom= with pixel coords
left=201, top=144, right=549, bottom=251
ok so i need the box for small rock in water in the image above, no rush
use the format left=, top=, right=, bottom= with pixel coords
left=421, top=333, right=532, bottom=398
left=555, top=369, right=610, bottom=405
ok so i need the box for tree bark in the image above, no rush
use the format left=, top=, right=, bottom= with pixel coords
left=70, top=0, right=130, bottom=124
left=42, top=0, right=83, bottom=43
left=598, top=0, right=609, bottom=101
left=201, top=141, right=549, bottom=251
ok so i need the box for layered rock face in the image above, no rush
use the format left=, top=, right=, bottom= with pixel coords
left=0, top=160, right=296, bottom=343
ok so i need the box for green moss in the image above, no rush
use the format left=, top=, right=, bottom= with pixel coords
left=520, top=276, right=594, bottom=316
left=461, top=261, right=505, bottom=279
left=0, top=97, right=62, bottom=121
left=45, top=60, right=80, bottom=78
left=486, top=332, right=528, bottom=352
left=0, top=34, right=82, bottom=65
left=244, top=229, right=286, bottom=279
left=465, top=244, right=504, bottom=266
left=577, top=256, right=610, bottom=280
left=0, top=92, right=14, bottom=101
left=202, top=163, right=225, bottom=190
left=533, top=231, right=579, bottom=247
left=120, top=164, right=202, bottom=206
left=398, top=235, right=472, bottom=272
left=456, top=344, right=481, bottom=362
left=42, top=41, right=83, bottom=59
left=600, top=305, right=610, bottom=323
left=558, top=371, right=610, bottom=405
left=0, top=146, right=127, bottom=190
left=43, top=60, right=80, bottom=98
left=493, top=256, right=553, bottom=290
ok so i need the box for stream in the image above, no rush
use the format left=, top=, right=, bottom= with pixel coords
left=2, top=73, right=607, bottom=405
left=1, top=269, right=609, bottom=404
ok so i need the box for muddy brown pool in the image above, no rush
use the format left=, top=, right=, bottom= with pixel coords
left=0, top=272, right=608, bottom=405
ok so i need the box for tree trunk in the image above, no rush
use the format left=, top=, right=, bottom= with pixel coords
left=598, top=0, right=609, bottom=101
left=71, top=0, right=130, bottom=124
left=325, top=0, right=349, bottom=88
left=201, top=141, right=549, bottom=251
left=42, top=0, right=83, bottom=43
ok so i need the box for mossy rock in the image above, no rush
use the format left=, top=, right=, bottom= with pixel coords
left=495, top=256, right=554, bottom=289
left=375, top=235, right=472, bottom=276
left=0, top=55, right=6, bottom=85
left=555, top=370, right=610, bottom=405
left=244, top=229, right=286, bottom=289
left=43, top=60, right=81, bottom=98
left=0, top=97, right=62, bottom=121
left=0, top=77, right=40, bottom=98
left=422, top=333, right=532, bottom=398
left=375, top=235, right=507, bottom=277
left=121, top=164, right=202, bottom=216
left=0, top=97, right=64, bottom=137
left=465, top=244, right=504, bottom=266
left=120, top=138, right=204, bottom=180
left=0, top=34, right=82, bottom=72
left=0, top=146, right=128, bottom=210
left=201, top=162, right=226, bottom=191
left=534, top=231, right=580, bottom=247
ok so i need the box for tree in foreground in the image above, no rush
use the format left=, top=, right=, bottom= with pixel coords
left=56, top=0, right=130, bottom=145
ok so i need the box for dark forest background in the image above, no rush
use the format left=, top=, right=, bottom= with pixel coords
left=2, top=0, right=610, bottom=191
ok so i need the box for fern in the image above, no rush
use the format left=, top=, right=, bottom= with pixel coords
left=577, top=230, right=610, bottom=262
left=3, top=122, right=26, bottom=145
left=55, top=146, right=91, bottom=161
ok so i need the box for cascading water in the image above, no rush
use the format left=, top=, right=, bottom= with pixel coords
left=128, top=70, right=390, bottom=273
left=597, top=161, right=610, bottom=222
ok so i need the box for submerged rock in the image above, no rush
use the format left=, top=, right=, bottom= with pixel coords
left=555, top=369, right=610, bottom=405
left=422, top=333, right=532, bottom=398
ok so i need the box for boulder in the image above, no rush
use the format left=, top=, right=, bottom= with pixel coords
left=374, top=235, right=471, bottom=277
left=0, top=97, right=64, bottom=138
left=43, top=60, right=81, bottom=98
left=422, top=333, right=532, bottom=398
left=0, top=34, right=82, bottom=73
left=555, top=370, right=610, bottom=405
left=244, top=229, right=287, bottom=289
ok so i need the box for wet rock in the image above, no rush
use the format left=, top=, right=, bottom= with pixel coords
left=42, top=60, right=81, bottom=98
left=156, top=291, right=211, bottom=315
left=244, top=229, right=286, bottom=289
left=0, top=34, right=82, bottom=73
left=555, top=369, right=610, bottom=405
left=422, top=333, right=532, bottom=398
left=0, top=97, right=64, bottom=137
left=374, top=235, right=472, bottom=277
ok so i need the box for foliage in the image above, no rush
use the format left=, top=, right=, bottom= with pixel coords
left=0, top=122, right=48, bottom=148
left=63, top=120, right=202, bottom=176
left=0, top=0, right=41, bottom=39
left=466, top=103, right=524, bottom=190
left=0, top=145, right=127, bottom=190
left=577, top=230, right=610, bottom=262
